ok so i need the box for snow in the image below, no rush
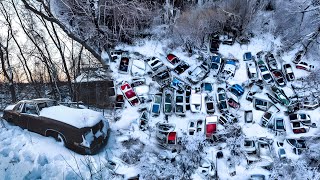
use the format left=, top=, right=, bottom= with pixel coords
left=1, top=32, right=319, bottom=179
left=39, top=105, right=104, bottom=128
left=4, top=104, right=15, bottom=111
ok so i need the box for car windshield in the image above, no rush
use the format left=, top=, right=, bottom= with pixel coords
left=155, top=95, right=162, bottom=103
left=292, top=122, right=301, bottom=127
left=244, top=141, right=253, bottom=147
left=176, top=96, right=183, bottom=103
left=164, top=104, right=172, bottom=112
left=151, top=60, right=160, bottom=66
left=255, top=99, right=267, bottom=106
left=289, top=114, right=298, bottom=120
left=220, top=101, right=227, bottom=109
left=300, top=114, right=307, bottom=119
left=211, top=63, right=219, bottom=69
left=207, top=102, right=214, bottom=110
left=218, top=94, right=226, bottom=100
left=152, top=104, right=160, bottom=113
left=263, top=74, right=271, bottom=80
left=276, top=120, right=284, bottom=129
left=165, top=94, right=171, bottom=103
left=176, top=105, right=183, bottom=112
left=260, top=66, right=268, bottom=72
left=264, top=112, right=272, bottom=119
left=277, top=78, right=284, bottom=83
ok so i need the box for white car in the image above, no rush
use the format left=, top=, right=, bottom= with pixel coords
left=146, top=57, right=163, bottom=71
left=296, top=61, right=315, bottom=72
left=131, top=59, right=146, bottom=76
left=188, top=62, right=210, bottom=84
left=197, top=158, right=215, bottom=178
left=221, top=59, right=237, bottom=77
left=282, top=64, right=295, bottom=81
left=257, top=59, right=274, bottom=85
left=244, top=138, right=256, bottom=154
left=246, top=61, right=258, bottom=81
left=190, top=88, right=202, bottom=113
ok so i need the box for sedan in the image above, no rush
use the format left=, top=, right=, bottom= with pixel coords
left=292, top=50, right=304, bottom=64
left=296, top=61, right=315, bottom=72
left=146, top=57, right=163, bottom=71
left=2, top=99, right=109, bottom=154
left=274, top=118, right=286, bottom=134
left=282, top=64, right=295, bottom=81
left=166, top=53, right=180, bottom=65
left=265, top=52, right=279, bottom=71
left=163, top=90, right=173, bottom=115
left=188, top=62, right=210, bottom=84
left=131, top=59, right=145, bottom=76
left=271, top=70, right=286, bottom=87
left=151, top=93, right=162, bottom=116
left=216, top=88, right=229, bottom=113
left=205, top=95, right=215, bottom=114
left=175, top=90, right=186, bottom=116
left=229, top=84, right=244, bottom=97
left=190, top=88, right=202, bottom=113
left=243, top=52, right=253, bottom=61
left=257, top=60, right=274, bottom=85
left=211, top=54, right=222, bottom=76
left=120, top=81, right=140, bottom=106
left=174, top=61, right=190, bottom=75
left=118, top=57, right=130, bottom=74
left=260, top=111, right=273, bottom=127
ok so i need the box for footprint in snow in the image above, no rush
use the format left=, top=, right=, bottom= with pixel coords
left=37, top=154, right=48, bottom=166
left=0, top=148, right=10, bottom=157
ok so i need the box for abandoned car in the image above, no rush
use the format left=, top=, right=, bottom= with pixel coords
left=2, top=99, right=110, bottom=154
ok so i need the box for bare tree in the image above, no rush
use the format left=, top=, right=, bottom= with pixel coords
left=0, top=29, right=16, bottom=102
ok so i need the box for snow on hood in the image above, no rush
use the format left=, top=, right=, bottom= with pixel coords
left=39, top=105, right=104, bottom=128
left=4, top=104, right=16, bottom=111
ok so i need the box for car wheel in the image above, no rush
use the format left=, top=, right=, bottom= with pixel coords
left=57, top=134, right=66, bottom=146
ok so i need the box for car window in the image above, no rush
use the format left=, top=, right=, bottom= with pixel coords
left=23, top=103, right=38, bottom=115
left=17, top=103, right=24, bottom=112
left=151, top=60, right=160, bottom=66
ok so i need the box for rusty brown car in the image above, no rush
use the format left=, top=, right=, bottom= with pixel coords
left=2, top=98, right=109, bottom=154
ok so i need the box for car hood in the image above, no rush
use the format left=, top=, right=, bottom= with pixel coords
left=39, top=105, right=105, bottom=128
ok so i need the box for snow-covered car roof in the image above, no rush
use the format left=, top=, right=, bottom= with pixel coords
left=39, top=105, right=105, bottom=129
left=131, top=59, right=145, bottom=76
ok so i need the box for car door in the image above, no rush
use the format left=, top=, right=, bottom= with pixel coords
left=13, top=103, right=29, bottom=129
left=22, top=102, right=43, bottom=133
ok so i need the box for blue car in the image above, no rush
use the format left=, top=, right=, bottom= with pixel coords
left=229, top=84, right=244, bottom=97
left=243, top=52, right=253, bottom=61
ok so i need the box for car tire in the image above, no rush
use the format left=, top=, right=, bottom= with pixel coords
left=46, top=130, right=66, bottom=147
left=57, top=134, right=66, bottom=146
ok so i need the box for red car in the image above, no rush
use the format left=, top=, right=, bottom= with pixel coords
left=120, top=82, right=140, bottom=106
left=205, top=116, right=218, bottom=139
left=166, top=54, right=180, bottom=65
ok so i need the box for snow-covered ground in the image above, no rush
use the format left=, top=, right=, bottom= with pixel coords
left=0, top=34, right=319, bottom=179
